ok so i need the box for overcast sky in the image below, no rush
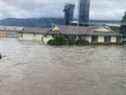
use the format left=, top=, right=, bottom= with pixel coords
left=0, top=0, right=126, bottom=20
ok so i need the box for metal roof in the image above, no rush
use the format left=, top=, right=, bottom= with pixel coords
left=0, top=25, right=122, bottom=36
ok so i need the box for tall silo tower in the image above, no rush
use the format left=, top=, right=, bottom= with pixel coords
left=79, top=0, right=90, bottom=25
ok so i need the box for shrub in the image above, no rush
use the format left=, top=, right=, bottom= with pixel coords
left=47, top=35, right=90, bottom=46
left=47, top=35, right=66, bottom=45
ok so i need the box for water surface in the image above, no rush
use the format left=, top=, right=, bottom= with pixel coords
left=0, top=39, right=126, bottom=95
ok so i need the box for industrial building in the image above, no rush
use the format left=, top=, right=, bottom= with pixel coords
left=0, top=25, right=122, bottom=45
left=0, top=26, right=22, bottom=39
left=16, top=26, right=122, bottom=45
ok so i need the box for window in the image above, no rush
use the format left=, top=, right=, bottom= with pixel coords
left=91, top=36, right=98, bottom=43
left=104, top=36, right=111, bottom=43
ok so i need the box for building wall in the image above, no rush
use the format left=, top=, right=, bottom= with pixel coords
left=7, top=32, right=17, bottom=38
left=111, top=36, right=117, bottom=43
left=87, top=36, right=118, bottom=44
left=85, top=36, right=92, bottom=43
left=0, top=31, right=17, bottom=39
left=98, top=36, right=104, bottom=43
left=18, top=33, right=54, bottom=44
left=18, top=33, right=43, bottom=41
left=0, top=31, right=7, bottom=39
left=17, top=33, right=23, bottom=40
left=21, top=33, right=34, bottom=40
left=17, top=32, right=121, bottom=45
left=33, top=34, right=43, bottom=41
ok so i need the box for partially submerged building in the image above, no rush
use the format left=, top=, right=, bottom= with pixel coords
left=59, top=26, right=121, bottom=44
left=0, top=26, right=23, bottom=39
left=17, top=26, right=122, bottom=45
left=0, top=25, right=122, bottom=45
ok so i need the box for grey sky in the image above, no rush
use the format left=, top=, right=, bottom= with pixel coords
left=0, top=0, right=125, bottom=20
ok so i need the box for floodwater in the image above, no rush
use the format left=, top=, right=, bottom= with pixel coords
left=0, top=39, right=126, bottom=95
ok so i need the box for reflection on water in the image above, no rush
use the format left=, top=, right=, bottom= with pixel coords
left=0, top=38, right=126, bottom=95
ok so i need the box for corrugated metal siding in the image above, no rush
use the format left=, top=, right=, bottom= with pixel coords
left=0, top=31, right=7, bottom=39
left=7, top=32, right=17, bottom=38
left=0, top=31, right=17, bottom=39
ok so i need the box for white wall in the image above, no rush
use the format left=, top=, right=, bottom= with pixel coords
left=85, top=36, right=92, bottom=43
left=22, top=33, right=34, bottom=40
left=18, top=33, right=118, bottom=44
left=33, top=34, right=43, bottom=41
left=18, top=33, right=43, bottom=41
left=18, top=33, right=54, bottom=44
left=111, top=37, right=117, bottom=43
left=98, top=36, right=104, bottom=43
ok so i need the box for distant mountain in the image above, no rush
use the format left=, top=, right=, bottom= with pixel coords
left=0, top=18, right=65, bottom=27
left=0, top=17, right=121, bottom=27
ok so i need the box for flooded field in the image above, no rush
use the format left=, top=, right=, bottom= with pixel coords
left=0, top=38, right=126, bottom=95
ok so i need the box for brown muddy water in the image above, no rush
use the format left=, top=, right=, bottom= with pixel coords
left=0, top=38, right=126, bottom=95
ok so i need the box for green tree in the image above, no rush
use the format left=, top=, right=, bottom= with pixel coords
left=47, top=35, right=66, bottom=45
